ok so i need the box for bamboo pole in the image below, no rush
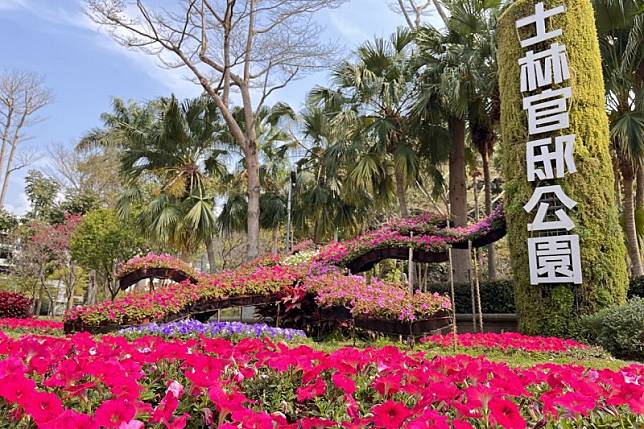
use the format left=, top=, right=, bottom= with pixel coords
left=447, top=202, right=457, bottom=349
left=468, top=239, right=477, bottom=332
left=473, top=246, right=484, bottom=332
left=408, top=232, right=414, bottom=293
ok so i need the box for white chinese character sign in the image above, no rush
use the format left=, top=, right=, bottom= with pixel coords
left=498, top=0, right=627, bottom=333
left=515, top=1, right=582, bottom=285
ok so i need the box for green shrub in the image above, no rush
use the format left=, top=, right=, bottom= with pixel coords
left=578, top=297, right=644, bottom=359
left=628, top=276, right=644, bottom=298
left=426, top=280, right=515, bottom=313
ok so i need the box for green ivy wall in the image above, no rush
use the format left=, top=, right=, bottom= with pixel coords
left=497, top=0, right=628, bottom=336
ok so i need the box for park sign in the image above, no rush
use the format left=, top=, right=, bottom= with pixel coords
left=497, top=0, right=628, bottom=335
left=515, top=2, right=581, bottom=285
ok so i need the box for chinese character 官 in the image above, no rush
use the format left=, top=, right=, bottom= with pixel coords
left=524, top=185, right=577, bottom=231
left=523, top=87, right=572, bottom=135
left=519, top=42, right=570, bottom=92
left=528, top=234, right=582, bottom=284
left=526, top=135, right=577, bottom=181
left=515, top=2, right=566, bottom=48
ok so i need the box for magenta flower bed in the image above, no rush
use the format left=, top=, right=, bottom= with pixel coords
left=421, top=333, right=591, bottom=353
left=66, top=263, right=305, bottom=327
left=0, top=291, right=32, bottom=319
left=0, top=318, right=63, bottom=335
left=0, top=333, right=642, bottom=428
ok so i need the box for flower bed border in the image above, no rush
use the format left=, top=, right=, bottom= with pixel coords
left=346, top=247, right=449, bottom=273
left=319, top=305, right=353, bottom=321
left=354, top=311, right=452, bottom=337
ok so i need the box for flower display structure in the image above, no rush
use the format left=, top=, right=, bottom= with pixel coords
left=421, top=332, right=591, bottom=353
left=65, top=263, right=306, bottom=327
left=314, top=204, right=505, bottom=267
left=0, top=318, right=63, bottom=335
left=0, top=332, right=641, bottom=428
left=115, top=252, right=200, bottom=280
left=118, top=320, right=305, bottom=340
left=66, top=205, right=504, bottom=332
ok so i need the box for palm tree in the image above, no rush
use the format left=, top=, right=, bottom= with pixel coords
left=314, top=28, right=418, bottom=217
left=451, top=0, right=503, bottom=279
left=115, top=96, right=227, bottom=270
left=414, top=26, right=474, bottom=283
left=292, top=104, right=372, bottom=242
left=593, top=0, right=644, bottom=275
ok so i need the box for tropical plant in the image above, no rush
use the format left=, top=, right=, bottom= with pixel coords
left=593, top=0, right=644, bottom=276
left=316, top=28, right=420, bottom=218
left=113, top=96, right=227, bottom=269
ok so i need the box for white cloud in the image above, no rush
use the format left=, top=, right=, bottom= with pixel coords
left=4, top=190, right=29, bottom=216
left=0, top=0, right=30, bottom=11
left=10, top=0, right=201, bottom=98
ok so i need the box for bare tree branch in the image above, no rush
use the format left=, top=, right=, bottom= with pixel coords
left=84, top=0, right=345, bottom=260
left=0, top=70, right=52, bottom=207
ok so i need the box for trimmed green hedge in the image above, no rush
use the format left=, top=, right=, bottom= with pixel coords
left=497, top=0, right=628, bottom=336
left=426, top=280, right=515, bottom=314
left=578, top=297, right=644, bottom=359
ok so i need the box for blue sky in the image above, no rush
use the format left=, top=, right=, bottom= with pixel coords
left=0, top=0, right=440, bottom=215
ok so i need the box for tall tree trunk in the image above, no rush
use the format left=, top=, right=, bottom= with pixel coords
left=394, top=168, right=409, bottom=217
left=84, top=269, right=98, bottom=305
left=622, top=167, right=643, bottom=276
left=0, top=139, right=18, bottom=207
left=481, top=147, right=497, bottom=280
left=271, top=227, right=279, bottom=254
left=246, top=147, right=261, bottom=261
left=65, top=262, right=77, bottom=311
left=448, top=117, right=470, bottom=283
left=206, top=238, right=217, bottom=274
left=613, top=156, right=622, bottom=206
left=637, top=166, right=644, bottom=211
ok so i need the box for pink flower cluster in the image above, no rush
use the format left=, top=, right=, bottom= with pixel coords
left=115, top=253, right=199, bottom=280
left=421, top=333, right=591, bottom=353
left=0, top=333, right=642, bottom=428
left=387, top=212, right=444, bottom=234
left=0, top=318, right=63, bottom=335
left=291, top=239, right=315, bottom=254
left=303, top=273, right=451, bottom=321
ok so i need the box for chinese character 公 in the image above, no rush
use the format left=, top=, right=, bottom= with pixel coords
left=519, top=42, right=570, bottom=92
left=527, top=134, right=577, bottom=181
left=515, top=2, right=566, bottom=48
left=523, top=87, right=572, bottom=135
left=524, top=185, right=577, bottom=231
left=528, top=234, right=582, bottom=284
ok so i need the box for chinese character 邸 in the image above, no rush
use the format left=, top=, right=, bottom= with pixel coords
left=526, top=134, right=576, bottom=181
left=528, top=234, right=582, bottom=284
